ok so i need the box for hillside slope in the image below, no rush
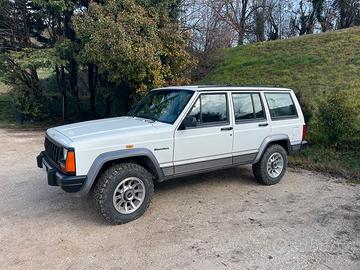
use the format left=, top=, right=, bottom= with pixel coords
left=203, top=27, right=360, bottom=180
left=203, top=27, right=360, bottom=109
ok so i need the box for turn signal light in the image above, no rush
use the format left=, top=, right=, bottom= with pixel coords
left=60, top=150, right=76, bottom=174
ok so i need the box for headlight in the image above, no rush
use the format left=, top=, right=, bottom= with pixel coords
left=63, top=148, right=68, bottom=160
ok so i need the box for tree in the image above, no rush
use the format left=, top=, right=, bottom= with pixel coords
left=316, top=0, right=337, bottom=32
left=333, top=0, right=360, bottom=29
left=32, top=0, right=90, bottom=120
left=253, top=0, right=266, bottom=42
left=210, top=0, right=269, bottom=45
left=266, top=0, right=281, bottom=40
left=73, top=0, right=194, bottom=113
left=0, top=0, right=47, bottom=119
left=291, top=0, right=315, bottom=35
left=181, top=0, right=234, bottom=52
left=0, top=0, right=91, bottom=121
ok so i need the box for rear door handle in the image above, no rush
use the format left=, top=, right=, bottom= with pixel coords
left=258, top=123, right=269, bottom=127
left=221, top=127, right=233, bottom=131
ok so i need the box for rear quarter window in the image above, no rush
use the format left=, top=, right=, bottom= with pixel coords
left=265, top=92, right=298, bottom=119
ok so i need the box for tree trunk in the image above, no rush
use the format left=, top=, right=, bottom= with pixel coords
left=254, top=1, right=265, bottom=42
left=63, top=9, right=81, bottom=114
left=123, top=83, right=134, bottom=114
left=68, top=59, right=78, bottom=95
left=88, top=63, right=98, bottom=119
left=56, top=65, right=67, bottom=122
left=60, top=66, right=66, bottom=122
left=30, top=68, right=42, bottom=97
left=105, top=96, right=111, bottom=117
left=237, top=29, right=245, bottom=46
left=68, top=59, right=80, bottom=113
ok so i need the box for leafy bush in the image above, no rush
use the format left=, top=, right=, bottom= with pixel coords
left=312, top=90, right=360, bottom=148
left=0, top=49, right=53, bottom=121
left=12, top=86, right=47, bottom=121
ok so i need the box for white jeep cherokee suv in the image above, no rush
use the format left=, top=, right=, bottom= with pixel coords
left=37, top=85, right=307, bottom=224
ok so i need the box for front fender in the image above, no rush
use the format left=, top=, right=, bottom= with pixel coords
left=78, top=148, right=163, bottom=196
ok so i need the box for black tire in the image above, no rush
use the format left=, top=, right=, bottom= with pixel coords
left=93, top=162, right=154, bottom=225
left=252, top=144, right=288, bottom=185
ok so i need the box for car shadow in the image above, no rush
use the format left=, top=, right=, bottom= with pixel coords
left=154, top=165, right=258, bottom=192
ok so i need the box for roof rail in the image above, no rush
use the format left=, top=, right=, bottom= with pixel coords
left=194, top=84, right=284, bottom=88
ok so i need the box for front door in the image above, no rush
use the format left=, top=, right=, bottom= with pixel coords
left=173, top=92, right=233, bottom=174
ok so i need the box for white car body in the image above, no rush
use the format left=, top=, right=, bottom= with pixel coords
left=39, top=86, right=306, bottom=195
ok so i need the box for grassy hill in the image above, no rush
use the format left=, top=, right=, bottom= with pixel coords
left=202, top=27, right=360, bottom=180
left=203, top=27, right=360, bottom=111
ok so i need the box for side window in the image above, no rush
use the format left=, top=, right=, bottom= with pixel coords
left=265, top=93, right=297, bottom=119
left=187, top=93, right=228, bottom=126
left=201, top=94, right=228, bottom=123
left=188, top=98, right=201, bottom=124
left=232, top=93, right=265, bottom=122
left=253, top=94, right=265, bottom=119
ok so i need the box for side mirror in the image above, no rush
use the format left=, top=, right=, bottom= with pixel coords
left=179, top=115, right=197, bottom=130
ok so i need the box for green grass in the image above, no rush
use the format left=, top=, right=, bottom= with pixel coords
left=203, top=27, right=360, bottom=181
left=289, top=146, right=360, bottom=181
left=202, top=27, right=360, bottom=112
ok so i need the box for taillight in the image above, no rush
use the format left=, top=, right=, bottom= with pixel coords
left=302, top=124, right=307, bottom=141
left=60, top=150, right=76, bottom=174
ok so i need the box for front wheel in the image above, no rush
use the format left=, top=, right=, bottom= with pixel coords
left=93, top=162, right=154, bottom=224
left=252, top=144, right=288, bottom=185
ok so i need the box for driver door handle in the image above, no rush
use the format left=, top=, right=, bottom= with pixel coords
left=258, top=123, right=269, bottom=127
left=221, top=127, right=233, bottom=131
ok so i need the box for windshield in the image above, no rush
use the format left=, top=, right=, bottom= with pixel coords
left=129, top=89, right=194, bottom=124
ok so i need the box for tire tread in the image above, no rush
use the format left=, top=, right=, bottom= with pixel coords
left=252, top=144, right=287, bottom=185
left=93, top=162, right=154, bottom=225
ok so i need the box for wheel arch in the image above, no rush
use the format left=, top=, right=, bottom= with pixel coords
left=253, top=135, right=290, bottom=164
left=78, top=148, right=164, bottom=196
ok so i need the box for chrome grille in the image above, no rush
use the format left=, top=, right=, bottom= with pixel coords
left=44, top=137, right=62, bottom=165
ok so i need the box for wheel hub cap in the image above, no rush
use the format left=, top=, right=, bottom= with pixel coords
left=113, top=177, right=146, bottom=214
left=124, top=189, right=134, bottom=201
left=267, top=152, right=284, bottom=178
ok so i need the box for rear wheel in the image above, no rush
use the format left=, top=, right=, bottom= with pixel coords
left=252, top=144, right=287, bottom=185
left=93, top=162, right=154, bottom=224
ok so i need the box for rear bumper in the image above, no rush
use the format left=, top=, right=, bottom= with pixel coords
left=37, top=151, right=86, bottom=193
left=290, top=140, right=309, bottom=153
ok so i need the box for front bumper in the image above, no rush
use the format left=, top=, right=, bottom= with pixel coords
left=37, top=151, right=86, bottom=193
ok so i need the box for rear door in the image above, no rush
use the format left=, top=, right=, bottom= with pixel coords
left=173, top=92, right=233, bottom=174
left=231, top=92, right=271, bottom=163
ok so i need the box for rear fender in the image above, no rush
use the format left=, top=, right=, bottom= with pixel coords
left=253, top=135, right=291, bottom=164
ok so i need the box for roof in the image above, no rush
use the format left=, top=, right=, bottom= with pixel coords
left=154, top=85, right=292, bottom=92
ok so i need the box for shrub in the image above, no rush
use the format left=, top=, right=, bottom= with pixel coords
left=314, top=90, right=360, bottom=148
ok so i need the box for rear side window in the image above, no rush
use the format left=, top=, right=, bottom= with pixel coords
left=265, top=93, right=297, bottom=119
left=232, top=93, right=265, bottom=122
left=187, top=93, right=228, bottom=125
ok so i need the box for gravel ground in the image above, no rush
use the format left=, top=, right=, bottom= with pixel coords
left=0, top=128, right=359, bottom=270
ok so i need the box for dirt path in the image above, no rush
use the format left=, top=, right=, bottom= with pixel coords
left=0, top=128, right=359, bottom=270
